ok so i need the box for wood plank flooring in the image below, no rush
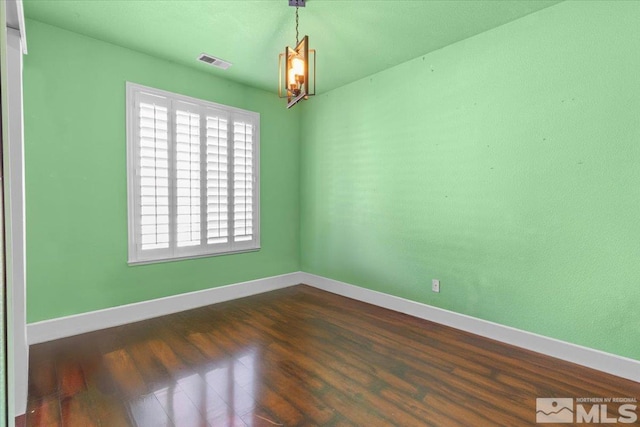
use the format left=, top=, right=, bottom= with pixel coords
left=27, top=285, right=640, bottom=426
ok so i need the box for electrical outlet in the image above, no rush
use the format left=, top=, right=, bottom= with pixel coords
left=432, top=279, right=440, bottom=293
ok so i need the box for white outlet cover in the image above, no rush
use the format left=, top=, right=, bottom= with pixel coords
left=432, top=279, right=440, bottom=293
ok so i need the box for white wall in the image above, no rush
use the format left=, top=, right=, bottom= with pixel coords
left=4, top=0, right=28, bottom=420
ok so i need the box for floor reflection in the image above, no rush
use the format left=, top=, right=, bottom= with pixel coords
left=129, top=344, right=260, bottom=426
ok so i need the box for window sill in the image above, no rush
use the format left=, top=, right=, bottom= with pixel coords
left=128, top=246, right=261, bottom=266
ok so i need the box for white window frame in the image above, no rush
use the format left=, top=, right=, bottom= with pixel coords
left=126, top=82, right=260, bottom=264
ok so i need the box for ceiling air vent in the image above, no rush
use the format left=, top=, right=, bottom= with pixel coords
left=197, top=53, right=232, bottom=70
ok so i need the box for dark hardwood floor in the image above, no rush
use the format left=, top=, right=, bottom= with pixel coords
left=27, top=285, right=639, bottom=426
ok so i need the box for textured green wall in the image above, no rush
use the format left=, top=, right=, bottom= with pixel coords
left=300, top=1, right=640, bottom=360
left=24, top=20, right=300, bottom=323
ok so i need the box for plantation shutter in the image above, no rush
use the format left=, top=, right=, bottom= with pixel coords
left=206, top=112, right=229, bottom=245
left=134, top=92, right=171, bottom=257
left=127, top=83, right=259, bottom=264
left=233, top=120, right=255, bottom=244
left=174, top=103, right=202, bottom=249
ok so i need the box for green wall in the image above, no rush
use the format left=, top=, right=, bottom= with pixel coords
left=300, top=1, right=640, bottom=361
left=23, top=20, right=300, bottom=323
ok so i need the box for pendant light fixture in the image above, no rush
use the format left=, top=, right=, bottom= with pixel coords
left=278, top=0, right=316, bottom=109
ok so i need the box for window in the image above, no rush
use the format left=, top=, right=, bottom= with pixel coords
left=126, top=82, right=260, bottom=264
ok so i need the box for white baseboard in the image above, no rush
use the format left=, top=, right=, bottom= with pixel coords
left=27, top=272, right=305, bottom=345
left=301, top=272, right=640, bottom=383
left=26, top=270, right=640, bottom=384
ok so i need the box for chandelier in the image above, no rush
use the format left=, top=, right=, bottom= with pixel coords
left=278, top=0, right=316, bottom=108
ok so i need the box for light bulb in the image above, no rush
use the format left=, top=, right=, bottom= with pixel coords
left=292, top=57, right=305, bottom=75
left=288, top=68, right=297, bottom=88
left=288, top=56, right=306, bottom=89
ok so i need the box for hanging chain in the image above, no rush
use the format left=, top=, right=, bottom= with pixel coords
left=295, top=6, right=299, bottom=45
